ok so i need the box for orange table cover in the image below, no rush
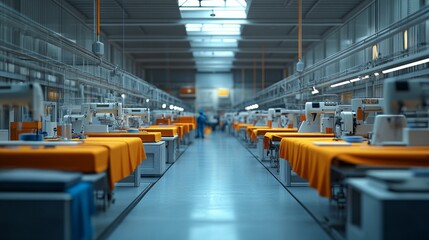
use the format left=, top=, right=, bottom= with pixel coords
left=173, top=123, right=190, bottom=134
left=234, top=123, right=253, bottom=132
left=250, top=128, right=298, bottom=142
left=139, top=126, right=178, bottom=137
left=279, top=137, right=429, bottom=198
left=0, top=145, right=109, bottom=174
left=175, top=116, right=196, bottom=130
left=246, top=126, right=269, bottom=140
left=83, top=137, right=146, bottom=187
left=85, top=132, right=161, bottom=142
left=263, top=132, right=334, bottom=149
left=176, top=116, right=196, bottom=124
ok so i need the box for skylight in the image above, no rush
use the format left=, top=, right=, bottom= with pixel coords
left=179, top=0, right=247, bottom=71
left=179, top=0, right=247, bottom=8
left=186, top=24, right=241, bottom=35
left=193, top=51, right=235, bottom=57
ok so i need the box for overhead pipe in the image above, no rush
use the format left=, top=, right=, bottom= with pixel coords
left=92, top=0, right=104, bottom=57
left=296, top=0, right=304, bottom=72
left=97, top=0, right=100, bottom=40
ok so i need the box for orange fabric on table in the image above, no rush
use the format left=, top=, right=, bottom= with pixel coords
left=84, top=137, right=145, bottom=188
left=0, top=145, right=109, bottom=173
left=155, top=118, right=171, bottom=125
left=246, top=126, right=264, bottom=140
left=84, top=137, right=145, bottom=171
left=140, top=126, right=178, bottom=137
left=173, top=123, right=190, bottom=134
left=175, top=116, right=196, bottom=130
left=251, top=128, right=298, bottom=142
left=176, top=116, right=196, bottom=124
left=263, top=132, right=334, bottom=149
left=81, top=140, right=130, bottom=188
left=279, top=138, right=429, bottom=198
left=85, top=132, right=161, bottom=142
left=235, top=123, right=253, bottom=132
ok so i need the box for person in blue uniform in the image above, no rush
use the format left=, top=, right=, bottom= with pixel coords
left=196, top=111, right=206, bottom=138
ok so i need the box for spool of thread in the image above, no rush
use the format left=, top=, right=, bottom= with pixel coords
left=325, top=127, right=333, bottom=134
left=356, top=107, right=363, bottom=121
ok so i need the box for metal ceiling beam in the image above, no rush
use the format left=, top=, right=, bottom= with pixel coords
left=304, top=0, right=323, bottom=18
left=124, top=48, right=297, bottom=53
left=138, top=65, right=287, bottom=70
left=107, top=35, right=321, bottom=42
left=95, top=19, right=343, bottom=26
left=135, top=58, right=294, bottom=63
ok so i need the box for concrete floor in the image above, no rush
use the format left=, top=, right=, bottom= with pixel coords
left=108, top=132, right=332, bottom=240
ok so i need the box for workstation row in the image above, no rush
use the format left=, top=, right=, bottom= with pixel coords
left=0, top=83, right=197, bottom=240
left=225, top=78, right=429, bottom=240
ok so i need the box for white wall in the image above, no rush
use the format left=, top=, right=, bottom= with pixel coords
left=195, top=72, right=233, bottom=112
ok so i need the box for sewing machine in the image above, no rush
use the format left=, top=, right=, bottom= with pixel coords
left=151, top=110, right=178, bottom=125
left=248, top=110, right=269, bottom=126
left=81, top=102, right=124, bottom=132
left=335, top=98, right=383, bottom=138
left=0, top=83, right=44, bottom=140
left=236, top=111, right=249, bottom=124
left=298, top=102, right=338, bottom=133
left=371, top=78, right=429, bottom=146
left=0, top=83, right=43, bottom=122
left=63, top=114, right=85, bottom=135
left=123, top=108, right=150, bottom=128
left=268, top=108, right=303, bottom=128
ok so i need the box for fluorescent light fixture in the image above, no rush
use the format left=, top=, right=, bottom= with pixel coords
left=311, top=86, right=319, bottom=95
left=349, top=77, right=361, bottom=83
left=193, top=51, right=235, bottom=57
left=162, top=104, right=166, bottom=109
left=382, top=58, right=429, bottom=74
left=245, top=104, right=259, bottom=111
left=374, top=72, right=380, bottom=76
left=121, top=94, right=126, bottom=98
left=169, top=105, right=174, bottom=110
left=185, top=24, right=241, bottom=36
left=330, top=80, right=351, bottom=88
left=146, top=99, right=150, bottom=103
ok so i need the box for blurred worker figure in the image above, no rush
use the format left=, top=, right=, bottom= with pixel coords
left=196, top=111, right=206, bottom=138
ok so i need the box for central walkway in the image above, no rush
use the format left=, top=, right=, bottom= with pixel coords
left=108, top=132, right=332, bottom=240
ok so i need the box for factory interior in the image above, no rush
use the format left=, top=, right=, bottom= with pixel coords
left=0, top=0, right=429, bottom=239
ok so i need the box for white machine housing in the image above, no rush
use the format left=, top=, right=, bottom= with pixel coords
left=248, top=110, right=268, bottom=126
left=0, top=83, right=44, bottom=121
left=151, top=110, right=178, bottom=124
left=80, top=102, right=124, bottom=132
left=63, top=114, right=85, bottom=133
left=336, top=98, right=384, bottom=138
left=235, top=111, right=249, bottom=124
left=268, top=108, right=303, bottom=128
left=371, top=78, right=429, bottom=146
left=298, top=102, right=338, bottom=133
left=123, top=108, right=150, bottom=128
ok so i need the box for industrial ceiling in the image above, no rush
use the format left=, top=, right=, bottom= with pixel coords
left=65, top=0, right=368, bottom=72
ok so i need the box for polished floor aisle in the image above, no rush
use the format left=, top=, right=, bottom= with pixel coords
left=108, top=132, right=332, bottom=240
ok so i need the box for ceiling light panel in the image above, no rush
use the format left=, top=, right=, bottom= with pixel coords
left=193, top=51, right=235, bottom=57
